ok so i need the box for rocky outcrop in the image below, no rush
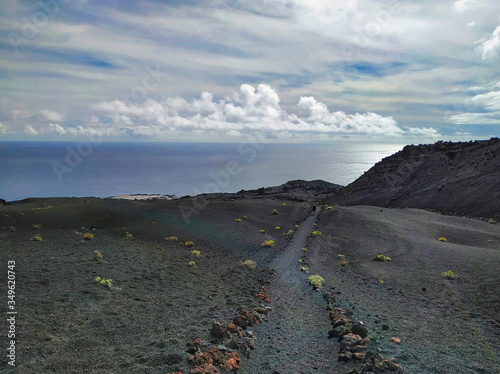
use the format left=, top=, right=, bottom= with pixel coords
left=186, top=179, right=343, bottom=202
left=328, top=138, right=500, bottom=219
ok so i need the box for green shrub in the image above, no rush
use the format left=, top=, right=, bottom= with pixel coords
left=372, top=254, right=391, bottom=262
left=30, top=234, right=43, bottom=241
left=165, top=236, right=178, bottom=242
left=302, top=247, right=307, bottom=251
left=239, top=260, right=257, bottom=269
left=259, top=229, right=265, bottom=234
left=185, top=241, right=195, bottom=247
left=82, top=233, right=94, bottom=241
left=309, top=275, right=325, bottom=289
left=271, top=209, right=279, bottom=215
left=311, top=231, right=322, bottom=237
left=95, top=276, right=113, bottom=288
left=191, top=250, right=202, bottom=258
left=442, top=270, right=459, bottom=279
left=235, top=218, right=242, bottom=222
left=438, top=237, right=447, bottom=242
left=188, top=261, right=196, bottom=267
left=261, top=240, right=275, bottom=248
left=300, top=266, right=309, bottom=273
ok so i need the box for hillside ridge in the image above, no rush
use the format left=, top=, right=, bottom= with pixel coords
left=328, top=138, right=500, bottom=219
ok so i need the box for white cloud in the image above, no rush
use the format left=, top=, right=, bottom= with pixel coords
left=92, top=84, right=437, bottom=139
left=24, top=125, right=38, bottom=135
left=48, top=123, right=67, bottom=134
left=477, top=25, right=500, bottom=60
left=447, top=86, right=500, bottom=124
left=0, top=122, right=10, bottom=134
left=454, top=0, right=473, bottom=11
left=404, top=126, right=440, bottom=137
left=40, top=110, right=65, bottom=123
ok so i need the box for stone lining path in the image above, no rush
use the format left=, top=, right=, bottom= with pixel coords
left=241, top=209, right=344, bottom=373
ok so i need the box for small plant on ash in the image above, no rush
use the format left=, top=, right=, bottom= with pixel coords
left=165, top=236, right=178, bottom=242
left=309, top=275, right=325, bottom=289
left=95, top=276, right=113, bottom=289
left=261, top=240, right=275, bottom=248
left=185, top=241, right=195, bottom=248
left=438, top=237, right=447, bottom=242
left=188, top=261, right=196, bottom=267
left=275, top=226, right=280, bottom=230
left=235, top=218, right=242, bottom=222
left=271, top=209, right=279, bottom=215
left=300, top=266, right=309, bottom=273
left=239, top=260, right=257, bottom=269
left=442, top=270, right=459, bottom=279
left=191, top=250, right=202, bottom=258
left=338, top=254, right=349, bottom=266
left=82, top=233, right=94, bottom=241
left=30, top=234, right=43, bottom=241
left=488, top=218, right=496, bottom=224
left=302, top=247, right=308, bottom=251
left=32, top=224, right=41, bottom=229
left=94, top=250, right=103, bottom=260
left=372, top=254, right=391, bottom=262
left=311, top=231, right=322, bottom=237
left=259, top=229, right=265, bottom=234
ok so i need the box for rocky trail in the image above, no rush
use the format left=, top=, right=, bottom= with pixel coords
left=241, top=208, right=344, bottom=373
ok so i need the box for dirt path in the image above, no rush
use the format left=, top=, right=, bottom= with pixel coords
left=240, top=209, right=343, bottom=373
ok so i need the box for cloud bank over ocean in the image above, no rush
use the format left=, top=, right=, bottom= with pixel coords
left=1, top=0, right=499, bottom=142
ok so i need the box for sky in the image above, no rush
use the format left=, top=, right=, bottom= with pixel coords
left=0, top=0, right=499, bottom=143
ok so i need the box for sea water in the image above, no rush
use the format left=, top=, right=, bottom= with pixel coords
left=0, top=141, right=405, bottom=202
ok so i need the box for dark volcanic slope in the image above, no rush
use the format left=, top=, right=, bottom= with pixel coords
left=329, top=138, right=500, bottom=219
left=189, top=179, right=342, bottom=202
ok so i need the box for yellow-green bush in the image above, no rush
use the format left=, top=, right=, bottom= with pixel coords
left=442, top=270, right=459, bottom=279
left=82, top=233, right=94, bottom=241
left=438, top=237, right=447, bottom=242
left=311, top=231, right=322, bottom=237
left=372, top=254, right=391, bottom=262
left=165, top=236, right=178, bottom=242
left=30, top=234, right=43, bottom=241
left=191, top=250, right=202, bottom=258
left=95, top=276, right=113, bottom=288
left=185, top=241, right=195, bottom=248
left=239, top=259, right=257, bottom=269
left=309, top=275, right=325, bottom=289
left=261, top=240, right=275, bottom=248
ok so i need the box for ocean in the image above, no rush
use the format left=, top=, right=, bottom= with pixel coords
left=0, top=141, right=405, bottom=202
